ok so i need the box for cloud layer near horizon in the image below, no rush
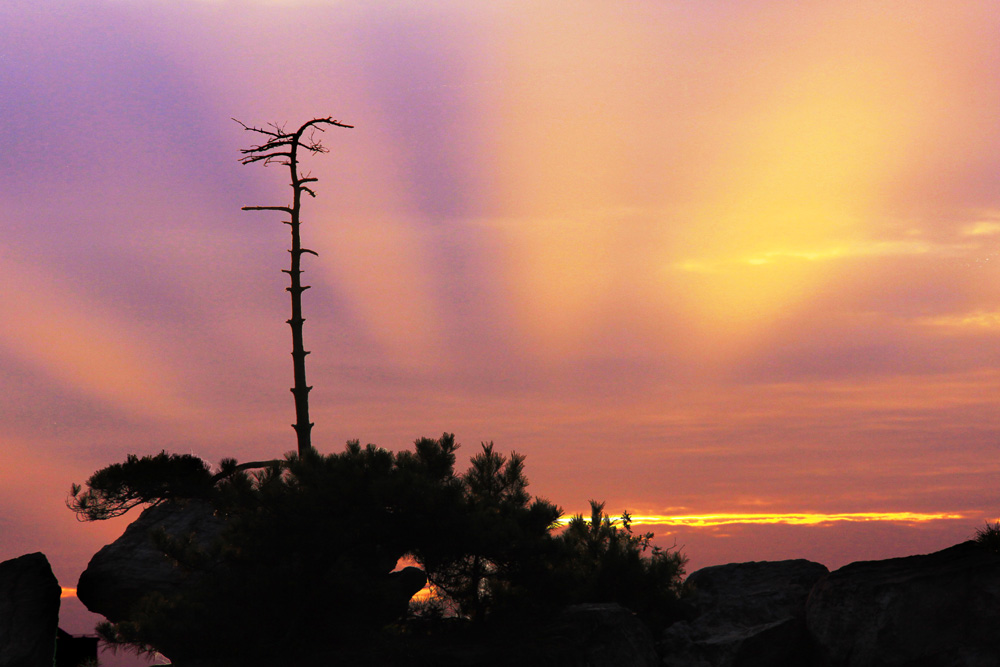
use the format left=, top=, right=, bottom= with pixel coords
left=2, top=1, right=999, bottom=594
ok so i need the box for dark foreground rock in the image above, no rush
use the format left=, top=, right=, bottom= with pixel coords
left=54, top=629, right=98, bottom=667
left=806, top=540, right=1000, bottom=667
left=78, top=505, right=1000, bottom=667
left=543, top=603, right=659, bottom=667
left=77, top=499, right=224, bottom=621
left=77, top=498, right=428, bottom=666
left=0, top=552, right=61, bottom=667
left=661, top=559, right=828, bottom=667
left=322, top=602, right=659, bottom=667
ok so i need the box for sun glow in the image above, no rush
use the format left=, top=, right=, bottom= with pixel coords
left=409, top=584, right=441, bottom=604
left=668, top=53, right=925, bottom=345
left=479, top=3, right=962, bottom=363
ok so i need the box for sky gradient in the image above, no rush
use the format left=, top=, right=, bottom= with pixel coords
left=2, top=0, right=999, bottom=646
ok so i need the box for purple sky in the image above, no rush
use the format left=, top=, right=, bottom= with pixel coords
left=2, top=1, right=999, bottom=653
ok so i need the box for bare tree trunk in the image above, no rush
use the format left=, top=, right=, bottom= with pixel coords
left=236, top=117, right=353, bottom=455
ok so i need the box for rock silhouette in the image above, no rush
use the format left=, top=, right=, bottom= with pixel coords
left=77, top=499, right=223, bottom=622
left=0, top=552, right=61, bottom=667
left=74, top=535, right=1000, bottom=665
left=806, top=540, right=1000, bottom=666
left=662, top=559, right=828, bottom=667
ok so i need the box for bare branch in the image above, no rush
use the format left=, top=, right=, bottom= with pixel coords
left=304, top=117, right=354, bottom=130
left=239, top=143, right=293, bottom=154
left=232, top=118, right=284, bottom=139
left=239, top=152, right=293, bottom=165
left=209, top=459, right=285, bottom=484
left=242, top=206, right=293, bottom=213
left=302, top=142, right=330, bottom=155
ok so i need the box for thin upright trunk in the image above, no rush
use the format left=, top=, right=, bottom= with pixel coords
left=285, top=133, right=313, bottom=454
left=238, top=117, right=353, bottom=456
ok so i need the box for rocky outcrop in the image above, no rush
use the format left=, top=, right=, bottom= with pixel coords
left=77, top=498, right=428, bottom=665
left=542, top=603, right=660, bottom=667
left=661, top=559, right=828, bottom=667
left=661, top=543, right=1000, bottom=666
left=0, top=552, right=61, bottom=667
left=78, top=502, right=1000, bottom=667
left=77, top=499, right=224, bottom=621
left=806, top=540, right=1000, bottom=666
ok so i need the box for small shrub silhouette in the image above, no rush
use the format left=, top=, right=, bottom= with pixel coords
left=975, top=520, right=1000, bottom=553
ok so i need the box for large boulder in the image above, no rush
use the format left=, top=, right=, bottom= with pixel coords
left=0, top=552, right=61, bottom=667
left=661, top=559, right=828, bottom=667
left=77, top=499, right=224, bottom=622
left=806, top=540, right=1000, bottom=666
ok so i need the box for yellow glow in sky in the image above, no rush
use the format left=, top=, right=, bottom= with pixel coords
left=475, top=2, right=970, bottom=365
left=561, top=511, right=966, bottom=528
left=667, top=19, right=942, bottom=349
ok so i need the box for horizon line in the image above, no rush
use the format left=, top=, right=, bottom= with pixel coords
left=558, top=511, right=969, bottom=527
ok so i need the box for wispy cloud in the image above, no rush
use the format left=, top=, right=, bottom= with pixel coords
left=961, top=212, right=1000, bottom=237
left=916, top=311, right=1000, bottom=330
left=675, top=236, right=982, bottom=272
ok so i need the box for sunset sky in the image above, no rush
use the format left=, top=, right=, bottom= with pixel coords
left=2, top=0, right=999, bottom=642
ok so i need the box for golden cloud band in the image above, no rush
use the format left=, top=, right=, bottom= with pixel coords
left=560, top=512, right=967, bottom=528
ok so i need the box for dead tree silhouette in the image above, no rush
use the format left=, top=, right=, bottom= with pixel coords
left=236, top=117, right=353, bottom=455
